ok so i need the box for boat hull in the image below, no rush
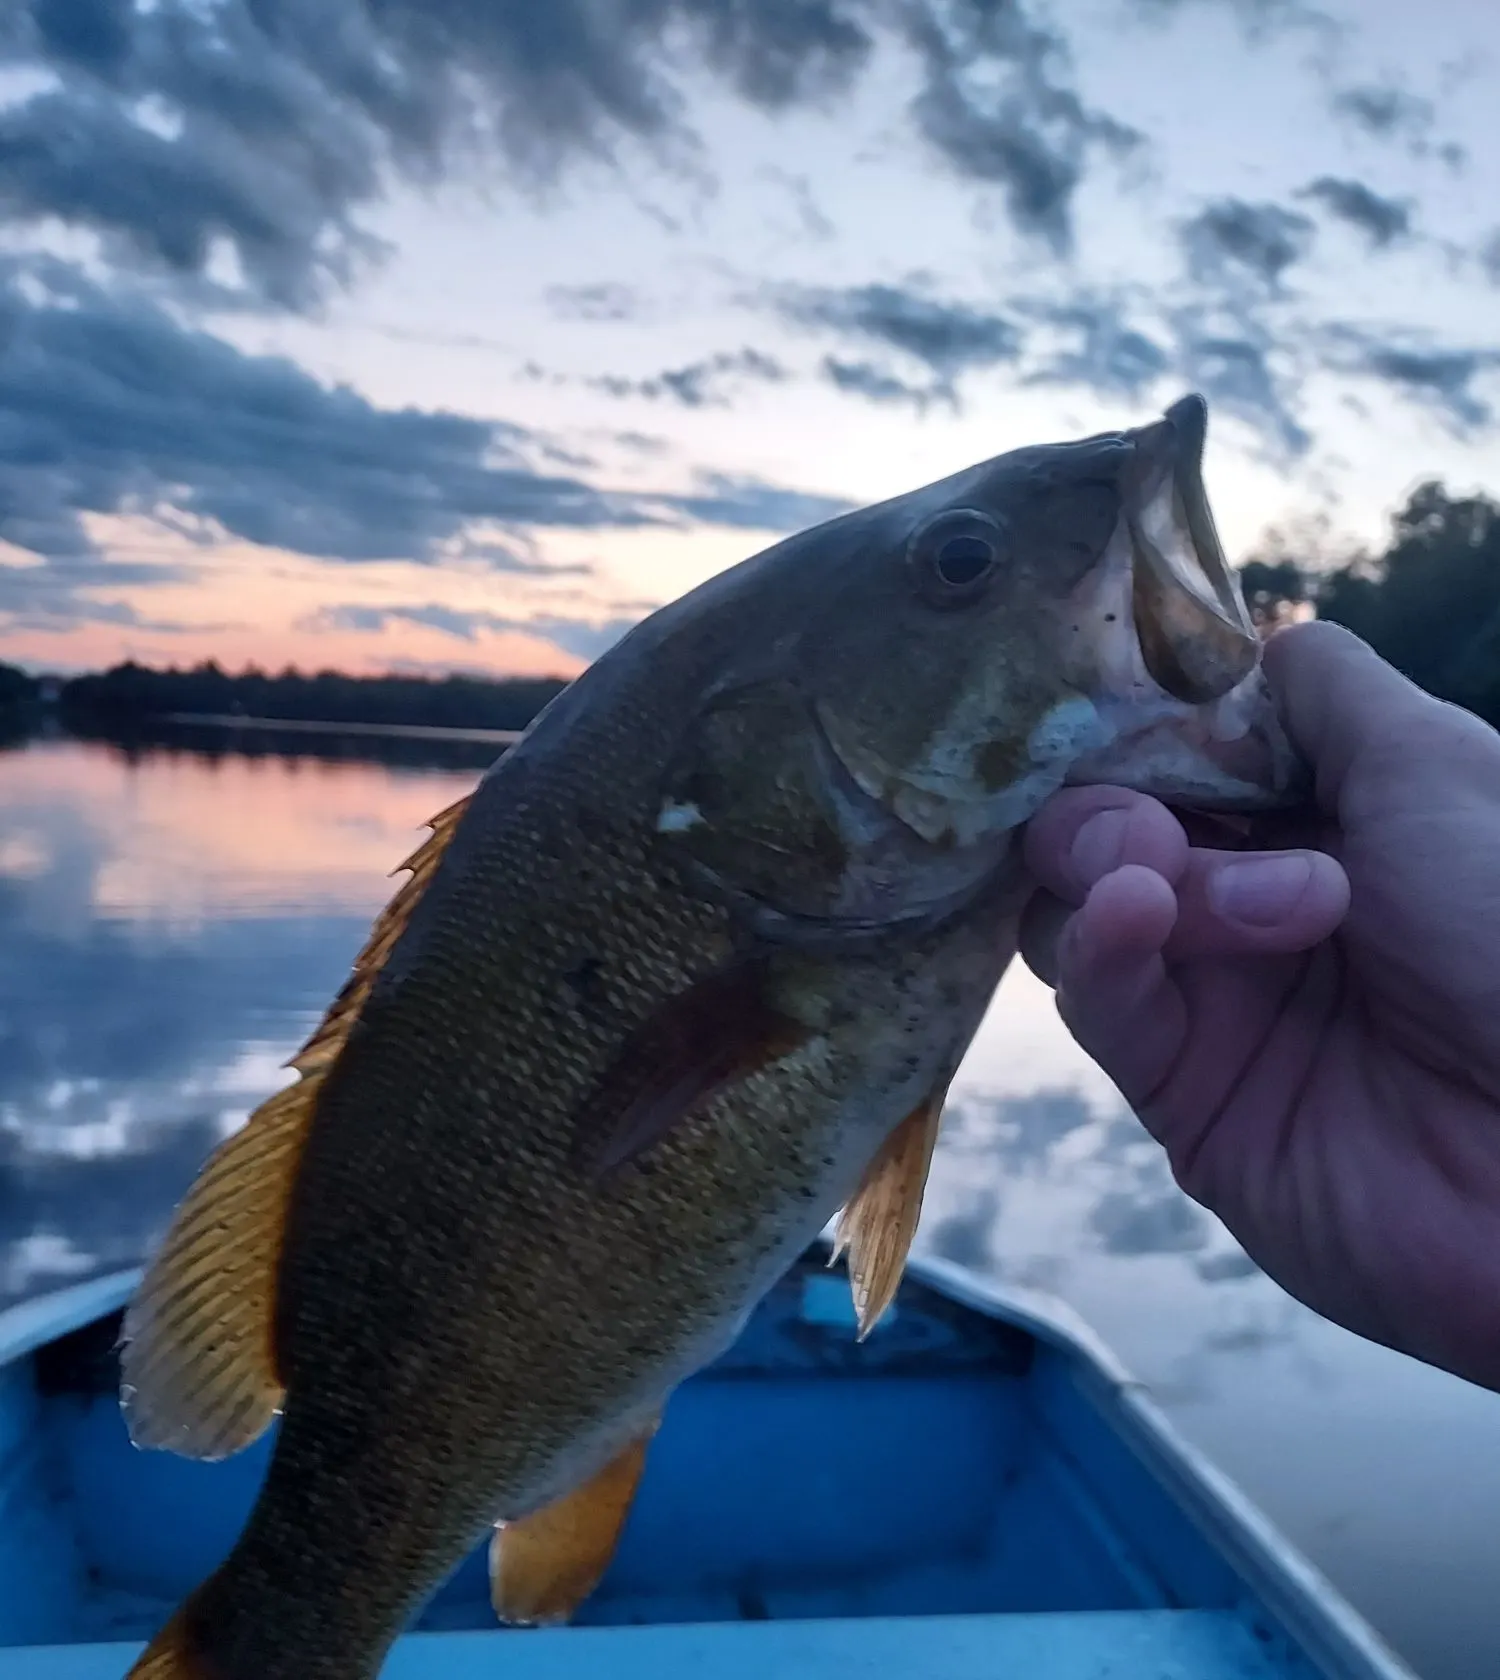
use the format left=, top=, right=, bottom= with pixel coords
left=0, top=1249, right=1416, bottom=1680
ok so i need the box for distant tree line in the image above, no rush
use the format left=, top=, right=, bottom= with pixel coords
left=1235, top=480, right=1500, bottom=729
left=56, top=662, right=568, bottom=733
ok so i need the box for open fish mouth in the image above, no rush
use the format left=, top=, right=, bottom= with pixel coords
left=1126, top=394, right=1261, bottom=706
left=1067, top=392, right=1307, bottom=811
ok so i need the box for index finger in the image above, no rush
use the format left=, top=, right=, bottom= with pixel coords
left=1022, top=785, right=1190, bottom=905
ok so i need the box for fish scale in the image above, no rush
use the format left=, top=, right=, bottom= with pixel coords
left=119, top=394, right=1306, bottom=1680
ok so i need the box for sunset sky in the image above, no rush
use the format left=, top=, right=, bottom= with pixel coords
left=1, top=0, right=1498, bottom=679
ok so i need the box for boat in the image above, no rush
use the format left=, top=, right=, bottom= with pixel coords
left=0, top=1242, right=1416, bottom=1679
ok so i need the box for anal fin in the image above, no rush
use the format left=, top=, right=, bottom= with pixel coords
left=119, top=793, right=474, bottom=1461
left=833, top=1083, right=950, bottom=1340
left=490, top=1422, right=658, bottom=1626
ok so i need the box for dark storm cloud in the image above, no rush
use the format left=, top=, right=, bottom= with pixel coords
left=1180, top=198, right=1316, bottom=291
left=1318, top=324, right=1500, bottom=436
left=1297, top=176, right=1412, bottom=249
left=0, top=257, right=849, bottom=626
left=588, top=348, right=786, bottom=407
left=770, top=282, right=1021, bottom=390
left=3, top=0, right=1129, bottom=312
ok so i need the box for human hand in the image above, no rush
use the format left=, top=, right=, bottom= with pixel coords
left=1020, top=619, right=1500, bottom=1391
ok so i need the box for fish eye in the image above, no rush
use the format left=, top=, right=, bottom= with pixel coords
left=907, top=509, right=1005, bottom=607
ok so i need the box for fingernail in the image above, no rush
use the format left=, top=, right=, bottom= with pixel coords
left=1209, top=855, right=1313, bottom=927
left=1071, top=809, right=1129, bottom=885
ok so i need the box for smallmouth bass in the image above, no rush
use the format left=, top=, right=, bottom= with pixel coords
left=120, top=394, right=1305, bottom=1679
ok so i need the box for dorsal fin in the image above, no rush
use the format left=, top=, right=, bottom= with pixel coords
left=119, top=793, right=474, bottom=1460
left=291, top=793, right=472, bottom=1073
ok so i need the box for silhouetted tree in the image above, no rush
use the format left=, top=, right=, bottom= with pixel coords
left=58, top=664, right=568, bottom=733
left=1236, top=483, right=1500, bottom=729
left=0, top=663, right=38, bottom=707
left=1314, top=484, right=1500, bottom=722
left=1238, top=558, right=1309, bottom=630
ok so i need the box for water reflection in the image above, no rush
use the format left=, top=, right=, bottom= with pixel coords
left=0, top=734, right=477, bottom=1305
left=1, top=733, right=1498, bottom=1679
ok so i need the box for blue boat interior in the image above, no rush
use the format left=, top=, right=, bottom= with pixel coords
left=0, top=1249, right=1384, bottom=1678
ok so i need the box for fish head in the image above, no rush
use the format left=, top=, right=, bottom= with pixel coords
left=795, top=392, right=1307, bottom=849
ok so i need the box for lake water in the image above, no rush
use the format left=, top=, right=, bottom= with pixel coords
left=1, top=729, right=1496, bottom=1678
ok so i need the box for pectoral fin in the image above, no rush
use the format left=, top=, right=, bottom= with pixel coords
left=119, top=794, right=473, bottom=1460
left=580, top=961, right=811, bottom=1178
left=490, top=1422, right=658, bottom=1626
left=833, top=1084, right=950, bottom=1339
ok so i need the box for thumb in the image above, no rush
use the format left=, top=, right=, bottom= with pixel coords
left=1262, top=620, right=1500, bottom=811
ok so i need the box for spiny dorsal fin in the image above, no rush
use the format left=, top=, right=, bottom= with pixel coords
left=291, top=793, right=472, bottom=1074
left=832, top=1082, right=949, bottom=1340
left=490, top=1419, right=659, bottom=1626
left=119, top=792, right=474, bottom=1460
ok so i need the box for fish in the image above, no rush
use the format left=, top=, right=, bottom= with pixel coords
left=118, top=393, right=1305, bottom=1680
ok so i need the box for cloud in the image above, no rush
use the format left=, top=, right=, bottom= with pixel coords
left=1090, top=1185, right=1209, bottom=1257
left=1168, top=304, right=1310, bottom=458
left=588, top=348, right=786, bottom=407
left=1297, top=176, right=1412, bottom=249
left=310, top=601, right=647, bottom=661
left=545, top=283, right=645, bottom=323
left=898, top=0, right=1141, bottom=253
left=0, top=255, right=849, bottom=626
left=1180, top=197, right=1316, bottom=291
left=1329, top=81, right=1464, bottom=168
left=3, top=0, right=1130, bottom=310
left=1318, top=324, right=1500, bottom=436
left=666, top=470, right=855, bottom=531
left=1012, top=290, right=1170, bottom=401
left=769, top=281, right=1021, bottom=399
left=1125, top=0, right=1336, bottom=37
left=820, top=357, right=950, bottom=411
left=1330, top=82, right=1431, bottom=143
left=757, top=166, right=835, bottom=241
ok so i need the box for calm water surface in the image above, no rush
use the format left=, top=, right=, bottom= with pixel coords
left=1, top=731, right=1496, bottom=1679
